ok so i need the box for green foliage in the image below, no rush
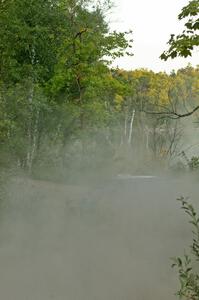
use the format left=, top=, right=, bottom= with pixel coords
left=0, top=0, right=63, bottom=84
left=172, top=197, right=199, bottom=300
left=161, top=0, right=199, bottom=60
left=189, top=156, right=199, bottom=170
left=0, top=0, right=134, bottom=174
left=0, top=0, right=198, bottom=177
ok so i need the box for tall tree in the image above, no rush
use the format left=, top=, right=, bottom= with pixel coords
left=0, top=0, right=133, bottom=173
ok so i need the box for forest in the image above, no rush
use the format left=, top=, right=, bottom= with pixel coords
left=0, top=0, right=198, bottom=182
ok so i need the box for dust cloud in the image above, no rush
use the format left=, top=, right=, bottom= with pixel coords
left=0, top=173, right=198, bottom=300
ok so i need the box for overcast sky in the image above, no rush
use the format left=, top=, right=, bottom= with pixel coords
left=109, top=0, right=198, bottom=73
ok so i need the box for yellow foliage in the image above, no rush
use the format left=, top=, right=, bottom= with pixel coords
left=114, top=93, right=124, bottom=110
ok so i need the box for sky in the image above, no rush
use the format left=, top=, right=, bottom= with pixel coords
left=109, top=0, right=199, bottom=73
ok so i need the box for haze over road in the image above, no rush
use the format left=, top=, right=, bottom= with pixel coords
left=0, top=175, right=198, bottom=300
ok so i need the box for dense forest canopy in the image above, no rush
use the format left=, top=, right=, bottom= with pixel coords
left=0, top=0, right=199, bottom=180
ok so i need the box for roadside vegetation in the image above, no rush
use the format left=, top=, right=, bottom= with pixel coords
left=0, top=0, right=199, bottom=181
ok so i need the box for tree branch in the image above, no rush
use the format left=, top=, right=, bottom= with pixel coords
left=143, top=105, right=199, bottom=119
left=74, top=28, right=88, bottom=40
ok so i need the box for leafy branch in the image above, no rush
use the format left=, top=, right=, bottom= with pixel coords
left=161, top=0, right=199, bottom=60
left=172, top=197, right=199, bottom=300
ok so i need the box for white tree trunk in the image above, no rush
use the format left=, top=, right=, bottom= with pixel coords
left=26, top=83, right=39, bottom=173
left=128, top=109, right=135, bottom=145
left=124, top=112, right=127, bottom=138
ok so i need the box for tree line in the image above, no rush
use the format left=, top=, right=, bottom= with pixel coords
left=0, top=0, right=198, bottom=180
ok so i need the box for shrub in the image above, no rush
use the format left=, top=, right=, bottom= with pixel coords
left=172, top=197, right=199, bottom=300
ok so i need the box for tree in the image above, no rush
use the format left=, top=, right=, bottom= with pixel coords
left=161, top=0, right=199, bottom=60
left=0, top=0, right=133, bottom=174
left=0, top=0, right=63, bottom=84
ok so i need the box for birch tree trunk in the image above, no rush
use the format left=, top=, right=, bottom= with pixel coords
left=26, top=83, right=34, bottom=172
left=26, top=45, right=40, bottom=173
left=26, top=83, right=40, bottom=173
left=128, top=109, right=135, bottom=145
left=124, top=111, right=128, bottom=143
